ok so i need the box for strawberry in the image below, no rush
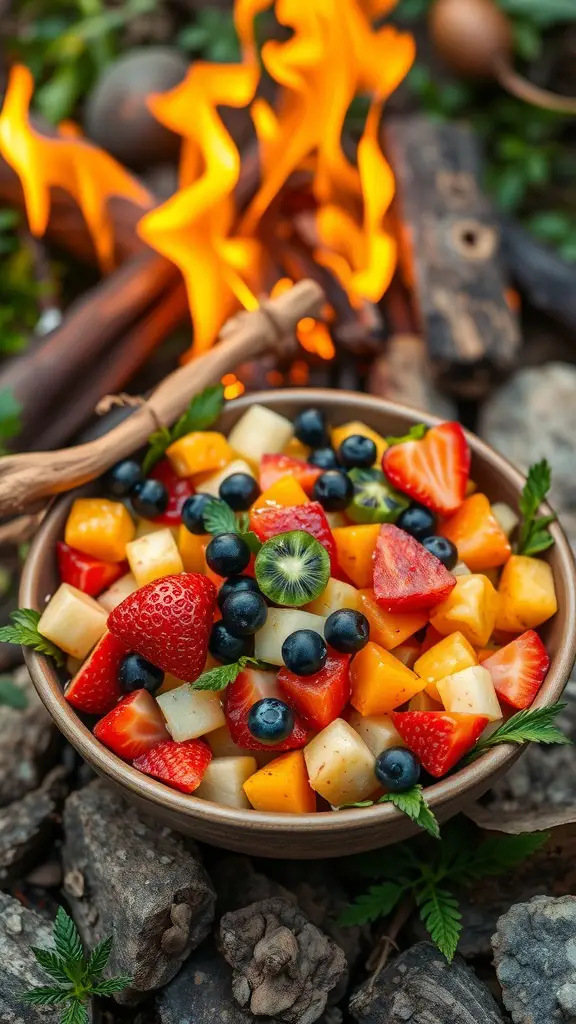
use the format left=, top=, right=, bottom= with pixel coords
left=94, top=689, right=169, bottom=760
left=134, top=738, right=212, bottom=793
left=65, top=632, right=127, bottom=715
left=259, top=454, right=321, bottom=496
left=250, top=502, right=338, bottom=574
left=148, top=458, right=195, bottom=525
left=383, top=422, right=470, bottom=516
left=226, top=667, right=308, bottom=751
left=391, top=710, right=489, bottom=777
left=373, top=524, right=456, bottom=611
left=57, top=541, right=126, bottom=598
left=482, top=630, right=549, bottom=709
left=278, top=653, right=350, bottom=730
left=108, top=573, right=216, bottom=681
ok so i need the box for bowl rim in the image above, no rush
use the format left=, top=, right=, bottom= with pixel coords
left=21, top=388, right=576, bottom=834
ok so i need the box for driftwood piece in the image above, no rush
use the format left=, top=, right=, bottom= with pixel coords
left=0, top=892, right=64, bottom=1022
left=62, top=779, right=216, bottom=1003
left=0, top=766, right=67, bottom=886
left=0, top=667, right=58, bottom=807
left=383, top=117, right=520, bottom=398
left=0, top=278, right=324, bottom=517
left=501, top=218, right=576, bottom=332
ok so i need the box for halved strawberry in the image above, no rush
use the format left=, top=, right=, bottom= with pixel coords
left=391, top=710, right=489, bottom=776
left=65, top=632, right=128, bottom=715
left=148, top=458, right=195, bottom=525
left=134, top=738, right=212, bottom=793
left=94, top=689, right=169, bottom=760
left=226, top=668, right=308, bottom=751
left=57, top=542, right=126, bottom=598
left=373, top=524, right=456, bottom=611
left=259, top=454, right=321, bottom=496
left=482, top=630, right=549, bottom=709
left=250, top=502, right=338, bottom=574
left=278, top=653, right=350, bottom=730
left=383, top=422, right=470, bottom=516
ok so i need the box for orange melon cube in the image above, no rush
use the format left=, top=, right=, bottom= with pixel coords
left=331, top=421, right=388, bottom=465
left=243, top=751, right=316, bottom=814
left=430, top=574, right=498, bottom=648
left=393, top=640, right=421, bottom=669
left=65, top=498, right=135, bottom=563
left=414, top=631, right=478, bottom=702
left=440, top=493, right=511, bottom=572
left=350, top=641, right=426, bottom=715
left=166, top=431, right=232, bottom=478
left=477, top=646, right=501, bottom=663
left=496, top=555, right=557, bottom=632
left=251, top=475, right=310, bottom=511
left=332, top=525, right=380, bottom=588
left=358, top=589, right=428, bottom=650
left=178, top=525, right=211, bottom=574
left=283, top=437, right=310, bottom=460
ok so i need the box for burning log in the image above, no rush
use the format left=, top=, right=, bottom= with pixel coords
left=500, top=217, right=576, bottom=332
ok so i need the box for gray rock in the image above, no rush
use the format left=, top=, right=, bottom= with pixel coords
left=155, top=942, right=267, bottom=1024
left=0, top=667, right=58, bottom=809
left=212, top=856, right=294, bottom=915
left=62, top=779, right=215, bottom=1004
left=0, top=767, right=68, bottom=886
left=349, top=941, right=506, bottom=1023
left=493, top=895, right=576, bottom=1023
left=0, top=891, right=61, bottom=1022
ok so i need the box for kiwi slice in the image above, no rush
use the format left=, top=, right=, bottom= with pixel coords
left=255, top=530, right=330, bottom=607
left=346, top=468, right=410, bottom=524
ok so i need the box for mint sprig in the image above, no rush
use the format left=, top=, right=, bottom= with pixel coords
left=463, top=701, right=570, bottom=763
left=385, top=424, right=427, bottom=446
left=0, top=609, right=65, bottom=667
left=142, top=384, right=225, bottom=475
left=203, top=501, right=262, bottom=554
left=192, top=656, right=265, bottom=691
left=335, top=785, right=439, bottom=839
left=517, top=459, right=556, bottom=556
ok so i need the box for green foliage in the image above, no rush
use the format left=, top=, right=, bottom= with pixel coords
left=203, top=500, right=262, bottom=554
left=517, top=459, right=556, bottom=556
left=335, top=785, right=440, bottom=839
left=465, top=701, right=570, bottom=762
left=0, top=609, right=66, bottom=666
left=0, top=678, right=28, bottom=709
left=385, top=424, right=428, bottom=446
left=192, top=656, right=265, bottom=691
left=0, top=389, right=23, bottom=456
left=142, top=384, right=225, bottom=474
left=0, top=209, right=55, bottom=367
left=23, top=906, right=131, bottom=1021
left=178, top=8, right=241, bottom=63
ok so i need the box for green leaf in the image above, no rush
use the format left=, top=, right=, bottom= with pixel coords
left=0, top=388, right=22, bottom=451
left=203, top=500, right=238, bottom=536
left=464, top=702, right=570, bottom=762
left=89, top=975, right=133, bottom=996
left=60, top=999, right=90, bottom=1024
left=53, top=908, right=84, bottom=966
left=417, top=884, right=461, bottom=961
left=192, top=656, right=262, bottom=692
left=142, top=384, right=225, bottom=473
left=141, top=429, right=172, bottom=476
left=385, top=424, right=427, bottom=446
left=35, top=64, right=84, bottom=124
left=452, top=832, right=549, bottom=884
left=0, top=678, right=28, bottom=709
left=334, top=800, right=376, bottom=809
left=0, top=609, right=66, bottom=667
left=517, top=459, right=555, bottom=555
left=338, top=882, right=404, bottom=926
left=85, top=935, right=112, bottom=978
left=30, top=948, right=70, bottom=985
left=22, top=986, right=70, bottom=1006
left=378, top=786, right=440, bottom=839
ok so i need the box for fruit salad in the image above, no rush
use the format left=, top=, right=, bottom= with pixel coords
left=32, top=400, right=558, bottom=815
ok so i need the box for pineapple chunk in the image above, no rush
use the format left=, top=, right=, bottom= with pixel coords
left=452, top=561, right=472, bottom=576
left=491, top=502, right=519, bottom=538
left=348, top=710, right=405, bottom=757
left=166, top=431, right=232, bottom=478
left=38, top=584, right=107, bottom=659
left=199, top=459, right=256, bottom=498
left=305, top=719, right=376, bottom=806
left=126, top=529, right=183, bottom=587
left=134, top=519, right=178, bottom=540
left=156, top=685, right=225, bottom=742
left=496, top=555, right=557, bottom=631
left=255, top=608, right=326, bottom=665
left=430, top=574, right=498, bottom=648
left=414, top=631, right=477, bottom=703
left=98, top=573, right=138, bottom=613
left=195, top=756, right=258, bottom=809
left=65, top=498, right=135, bottom=563
left=437, top=665, right=502, bottom=722
left=208, top=725, right=254, bottom=758
left=305, top=578, right=358, bottom=617
left=228, top=404, right=293, bottom=463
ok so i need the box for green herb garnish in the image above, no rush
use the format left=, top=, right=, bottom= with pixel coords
left=203, top=501, right=262, bottom=554
left=192, top=656, right=265, bottom=692
left=464, top=701, right=570, bottom=763
left=335, top=785, right=439, bottom=839
left=517, top=459, right=556, bottom=556
left=385, top=424, right=428, bottom=446
left=142, top=384, right=225, bottom=475
left=0, top=609, right=65, bottom=667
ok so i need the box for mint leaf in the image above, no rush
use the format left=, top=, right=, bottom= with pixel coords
left=378, top=785, right=440, bottom=839
left=203, top=499, right=238, bottom=536
left=517, top=459, right=555, bottom=555
left=338, top=882, right=404, bottom=926
left=464, top=702, right=570, bottom=762
left=0, top=677, right=28, bottom=709
left=192, top=656, right=262, bottom=692
left=142, top=427, right=172, bottom=476
left=142, top=384, right=225, bottom=473
left=0, top=609, right=66, bottom=667
left=385, top=424, right=427, bottom=446
left=416, top=883, right=461, bottom=961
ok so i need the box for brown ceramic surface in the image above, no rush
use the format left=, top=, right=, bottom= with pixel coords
left=21, top=390, right=576, bottom=858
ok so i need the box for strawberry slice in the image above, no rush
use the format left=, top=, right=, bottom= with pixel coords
left=226, top=668, right=308, bottom=751
left=94, top=689, right=169, bottom=760
left=373, top=524, right=456, bottom=611
left=108, top=573, right=216, bottom=682
left=57, top=542, right=126, bottom=598
left=259, top=454, right=321, bottom=496
left=250, top=502, right=338, bottom=574
left=482, top=630, right=550, bottom=710
left=383, top=422, right=470, bottom=516
left=391, top=710, right=489, bottom=777
left=65, top=632, right=128, bottom=715
left=148, top=458, right=195, bottom=525
left=278, top=653, right=350, bottom=730
left=134, top=738, right=212, bottom=793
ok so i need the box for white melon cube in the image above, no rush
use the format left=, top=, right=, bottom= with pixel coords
left=452, top=561, right=472, bottom=576
left=304, top=719, right=376, bottom=806
left=208, top=725, right=254, bottom=758
left=254, top=608, right=326, bottom=666
left=195, top=756, right=258, bottom=809
left=126, top=529, right=183, bottom=587
left=437, top=665, right=502, bottom=722
left=348, top=710, right=405, bottom=757
left=198, top=459, right=256, bottom=499
left=491, top=502, right=519, bottom=538
left=66, top=655, right=84, bottom=676
left=134, top=519, right=178, bottom=540
left=38, top=584, right=107, bottom=659
left=156, top=685, right=225, bottom=742
left=227, top=404, right=293, bottom=463
left=98, top=573, right=138, bottom=613
left=305, top=578, right=358, bottom=617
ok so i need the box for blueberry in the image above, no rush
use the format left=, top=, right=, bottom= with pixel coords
left=423, top=535, right=458, bottom=570
left=209, top=621, right=254, bottom=664
left=248, top=698, right=294, bottom=745
left=205, top=533, right=251, bottom=576
left=397, top=504, right=436, bottom=542
left=338, top=434, right=377, bottom=469
left=375, top=747, right=421, bottom=792
left=325, top=609, right=370, bottom=654
left=182, top=493, right=214, bottom=534
left=130, top=478, right=169, bottom=519
left=119, top=653, right=164, bottom=694
left=312, top=470, right=354, bottom=511
left=106, top=459, right=143, bottom=498
left=308, top=447, right=341, bottom=471
left=218, top=574, right=263, bottom=611
left=282, top=629, right=327, bottom=676
left=219, top=473, right=260, bottom=511
left=294, top=408, right=329, bottom=448
left=222, top=590, right=268, bottom=637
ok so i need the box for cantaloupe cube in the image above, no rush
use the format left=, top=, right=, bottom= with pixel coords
left=491, top=502, right=519, bottom=538
left=177, top=526, right=210, bottom=573
left=496, top=555, right=557, bottom=632
left=357, top=589, right=427, bottom=650
left=198, top=459, right=256, bottom=498
left=439, top=493, right=511, bottom=572
left=350, top=641, right=426, bottom=715
left=348, top=710, right=405, bottom=757
left=393, top=641, right=421, bottom=669
left=283, top=437, right=310, bottom=460
left=244, top=751, right=316, bottom=813
left=332, top=525, right=380, bottom=588
left=251, top=475, right=309, bottom=511
left=126, top=529, right=183, bottom=587
left=65, top=498, right=135, bottom=563
left=430, top=574, right=498, bottom=648
left=437, top=665, right=502, bottom=722
left=167, top=431, right=232, bottom=478
left=414, top=631, right=478, bottom=702
left=38, top=583, right=107, bottom=659
left=134, top=519, right=178, bottom=540
left=156, top=685, right=225, bottom=741
left=255, top=608, right=325, bottom=665
left=228, top=405, right=294, bottom=463
left=196, top=757, right=258, bottom=809
left=305, top=578, right=358, bottom=617
left=304, top=719, right=375, bottom=806
left=98, top=573, right=138, bottom=613
left=331, top=421, right=387, bottom=465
